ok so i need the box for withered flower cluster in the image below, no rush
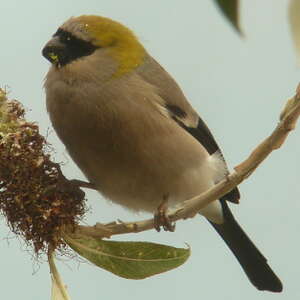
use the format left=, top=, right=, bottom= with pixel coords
left=0, top=89, right=86, bottom=253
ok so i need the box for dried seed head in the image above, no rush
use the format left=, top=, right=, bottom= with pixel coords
left=0, top=90, right=86, bottom=254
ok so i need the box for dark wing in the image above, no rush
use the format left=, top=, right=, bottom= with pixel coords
left=166, top=103, right=240, bottom=203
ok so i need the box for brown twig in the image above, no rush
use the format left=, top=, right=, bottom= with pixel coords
left=70, top=84, right=300, bottom=239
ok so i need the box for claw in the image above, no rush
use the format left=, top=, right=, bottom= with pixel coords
left=69, top=179, right=96, bottom=190
left=154, top=195, right=175, bottom=232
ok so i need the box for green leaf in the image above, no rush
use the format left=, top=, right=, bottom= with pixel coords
left=64, top=234, right=190, bottom=279
left=289, top=0, right=300, bottom=64
left=213, top=0, right=242, bottom=34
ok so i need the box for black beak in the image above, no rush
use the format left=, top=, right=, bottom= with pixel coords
left=42, top=37, right=67, bottom=66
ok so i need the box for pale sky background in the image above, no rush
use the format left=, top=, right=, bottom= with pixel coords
left=0, top=1, right=300, bottom=299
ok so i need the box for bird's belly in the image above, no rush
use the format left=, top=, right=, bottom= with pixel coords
left=68, top=141, right=224, bottom=223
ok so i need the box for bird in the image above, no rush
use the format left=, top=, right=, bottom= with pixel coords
left=42, top=15, right=282, bottom=292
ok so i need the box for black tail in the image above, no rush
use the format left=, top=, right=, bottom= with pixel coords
left=208, top=200, right=282, bottom=292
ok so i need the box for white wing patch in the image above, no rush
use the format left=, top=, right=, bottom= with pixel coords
left=208, top=150, right=229, bottom=183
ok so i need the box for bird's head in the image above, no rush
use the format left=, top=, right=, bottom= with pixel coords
left=42, top=15, right=146, bottom=77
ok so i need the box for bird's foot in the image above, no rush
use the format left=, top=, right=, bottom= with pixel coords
left=154, top=197, right=175, bottom=232
left=69, top=179, right=96, bottom=190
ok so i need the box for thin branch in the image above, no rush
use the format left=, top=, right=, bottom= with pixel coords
left=48, top=249, right=71, bottom=300
left=72, top=84, right=300, bottom=239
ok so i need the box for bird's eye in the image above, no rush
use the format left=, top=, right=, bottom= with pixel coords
left=61, top=33, right=73, bottom=43
left=54, top=29, right=74, bottom=44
